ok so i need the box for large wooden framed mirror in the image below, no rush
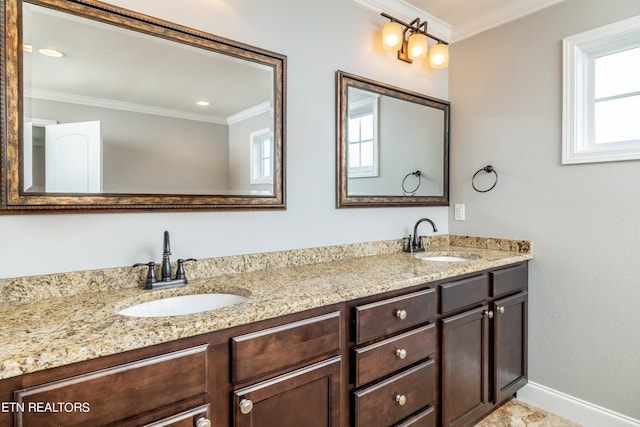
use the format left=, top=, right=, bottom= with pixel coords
left=1, top=0, right=286, bottom=213
left=336, top=71, right=449, bottom=207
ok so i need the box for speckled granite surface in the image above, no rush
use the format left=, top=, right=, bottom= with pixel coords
left=0, top=235, right=532, bottom=380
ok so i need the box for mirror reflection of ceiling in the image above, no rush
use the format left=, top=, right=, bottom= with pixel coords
left=23, top=3, right=273, bottom=124
left=402, top=0, right=565, bottom=41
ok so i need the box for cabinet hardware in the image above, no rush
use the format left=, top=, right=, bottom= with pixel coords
left=395, top=394, right=407, bottom=405
left=483, top=310, right=494, bottom=319
left=196, top=417, right=212, bottom=427
left=395, top=309, right=408, bottom=320
left=497, top=306, right=505, bottom=314
left=395, top=348, right=407, bottom=359
left=239, top=399, right=253, bottom=415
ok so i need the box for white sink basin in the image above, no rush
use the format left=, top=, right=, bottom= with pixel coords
left=117, top=293, right=247, bottom=317
left=417, top=253, right=479, bottom=262
left=422, top=255, right=476, bottom=262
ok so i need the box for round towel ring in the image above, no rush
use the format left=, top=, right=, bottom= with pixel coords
left=402, top=170, right=421, bottom=195
left=472, top=165, right=498, bottom=193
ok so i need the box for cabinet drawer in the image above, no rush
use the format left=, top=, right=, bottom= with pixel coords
left=353, top=359, right=435, bottom=427
left=354, top=324, right=435, bottom=386
left=492, top=262, right=528, bottom=298
left=355, top=289, right=435, bottom=345
left=14, top=345, right=208, bottom=427
left=232, top=311, right=341, bottom=384
left=395, top=406, right=436, bottom=427
left=440, top=274, right=489, bottom=315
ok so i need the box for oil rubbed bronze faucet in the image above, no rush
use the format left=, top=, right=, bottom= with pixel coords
left=404, top=218, right=438, bottom=253
left=134, top=231, right=196, bottom=290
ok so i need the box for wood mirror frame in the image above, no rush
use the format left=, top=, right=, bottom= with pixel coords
left=0, top=0, right=286, bottom=213
left=336, top=71, right=449, bottom=208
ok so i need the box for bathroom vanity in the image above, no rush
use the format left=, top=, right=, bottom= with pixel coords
left=0, top=236, right=531, bottom=427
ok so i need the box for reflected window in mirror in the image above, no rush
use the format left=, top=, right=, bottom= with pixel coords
left=347, top=88, right=379, bottom=178
left=251, top=128, right=273, bottom=185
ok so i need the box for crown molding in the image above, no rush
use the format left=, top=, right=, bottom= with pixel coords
left=353, top=0, right=452, bottom=43
left=25, top=88, right=229, bottom=125
left=451, top=0, right=565, bottom=42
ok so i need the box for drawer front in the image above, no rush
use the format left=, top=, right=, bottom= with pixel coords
left=355, top=289, right=435, bottom=345
left=14, top=345, right=208, bottom=427
left=395, top=406, right=436, bottom=427
left=353, top=359, right=435, bottom=427
left=440, top=274, right=489, bottom=315
left=354, top=324, right=435, bottom=386
left=492, top=262, right=528, bottom=298
left=232, top=311, right=341, bottom=384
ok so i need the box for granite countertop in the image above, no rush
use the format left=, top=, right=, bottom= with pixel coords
left=0, top=236, right=532, bottom=381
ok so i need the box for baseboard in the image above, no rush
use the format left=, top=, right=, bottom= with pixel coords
left=517, top=382, right=640, bottom=427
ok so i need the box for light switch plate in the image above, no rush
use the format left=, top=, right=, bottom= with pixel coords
left=454, top=204, right=465, bottom=221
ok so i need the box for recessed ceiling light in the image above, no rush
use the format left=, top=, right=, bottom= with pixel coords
left=23, top=44, right=32, bottom=53
left=38, top=48, right=64, bottom=58
left=196, top=101, right=210, bottom=106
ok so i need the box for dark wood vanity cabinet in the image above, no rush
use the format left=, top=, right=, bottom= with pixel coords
left=350, top=288, right=437, bottom=427
left=230, top=311, right=344, bottom=427
left=440, top=262, right=528, bottom=427
left=8, top=344, right=212, bottom=427
left=0, top=262, right=528, bottom=427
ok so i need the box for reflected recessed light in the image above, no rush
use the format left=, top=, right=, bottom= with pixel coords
left=196, top=101, right=210, bottom=106
left=38, top=48, right=64, bottom=58
left=23, top=44, right=32, bottom=53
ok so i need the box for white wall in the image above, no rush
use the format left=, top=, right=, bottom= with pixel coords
left=0, top=0, right=449, bottom=278
left=449, top=0, right=640, bottom=420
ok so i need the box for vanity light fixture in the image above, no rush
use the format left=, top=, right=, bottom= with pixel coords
left=23, top=44, right=32, bottom=52
left=38, top=48, right=64, bottom=57
left=380, top=12, right=449, bottom=68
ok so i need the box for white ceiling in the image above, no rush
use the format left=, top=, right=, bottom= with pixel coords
left=378, top=0, right=565, bottom=42
left=24, top=3, right=273, bottom=125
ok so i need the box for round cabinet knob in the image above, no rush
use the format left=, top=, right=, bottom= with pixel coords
left=498, top=306, right=505, bottom=314
left=239, top=399, right=254, bottom=415
left=483, top=310, right=494, bottom=319
left=396, top=348, right=407, bottom=359
left=196, top=418, right=212, bottom=427
left=395, top=394, right=407, bottom=406
left=395, top=309, right=408, bottom=320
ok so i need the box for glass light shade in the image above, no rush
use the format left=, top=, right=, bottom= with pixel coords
left=407, top=32, right=428, bottom=60
left=429, top=43, right=449, bottom=68
left=382, top=22, right=403, bottom=51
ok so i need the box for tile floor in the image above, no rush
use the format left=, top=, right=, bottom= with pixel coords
left=475, top=399, right=582, bottom=427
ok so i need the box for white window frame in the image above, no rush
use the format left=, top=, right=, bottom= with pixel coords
left=347, top=94, right=379, bottom=178
left=250, top=128, right=273, bottom=184
left=562, top=15, right=640, bottom=164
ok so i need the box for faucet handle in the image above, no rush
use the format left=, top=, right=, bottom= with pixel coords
left=133, top=262, right=157, bottom=289
left=175, top=258, right=197, bottom=280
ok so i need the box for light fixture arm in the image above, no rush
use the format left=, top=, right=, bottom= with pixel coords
left=381, top=13, right=448, bottom=46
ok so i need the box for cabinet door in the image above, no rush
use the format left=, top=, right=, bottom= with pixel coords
left=233, top=356, right=342, bottom=427
left=494, top=291, right=528, bottom=403
left=13, top=345, right=208, bottom=427
left=441, top=306, right=490, bottom=427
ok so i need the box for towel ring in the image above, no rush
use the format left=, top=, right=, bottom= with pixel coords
left=402, top=170, right=421, bottom=195
left=472, top=165, right=498, bottom=193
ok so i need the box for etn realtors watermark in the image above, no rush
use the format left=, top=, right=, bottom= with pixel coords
left=1, top=401, right=90, bottom=413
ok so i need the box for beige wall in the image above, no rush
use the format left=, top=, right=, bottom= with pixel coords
left=449, top=0, right=640, bottom=419
left=29, top=99, right=229, bottom=193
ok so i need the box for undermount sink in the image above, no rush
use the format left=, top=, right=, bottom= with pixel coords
left=417, top=253, right=479, bottom=262
left=117, top=293, right=247, bottom=317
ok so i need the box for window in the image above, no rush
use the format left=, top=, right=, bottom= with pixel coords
left=563, top=16, right=640, bottom=164
left=347, top=91, right=379, bottom=177
left=250, top=128, right=273, bottom=184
